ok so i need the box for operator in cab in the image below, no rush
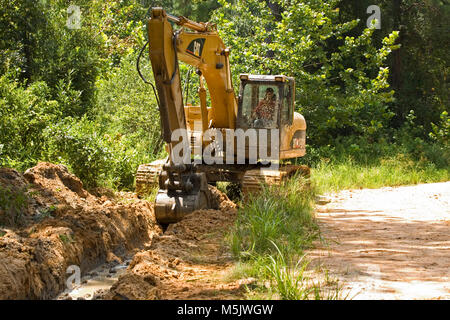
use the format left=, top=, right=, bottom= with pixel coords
left=252, top=87, right=277, bottom=127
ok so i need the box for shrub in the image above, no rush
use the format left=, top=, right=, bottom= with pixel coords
left=42, top=116, right=113, bottom=188
left=0, top=74, right=61, bottom=170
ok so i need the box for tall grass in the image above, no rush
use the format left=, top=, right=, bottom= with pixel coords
left=230, top=175, right=317, bottom=259
left=263, top=242, right=345, bottom=300
left=264, top=243, right=311, bottom=300
left=311, top=155, right=450, bottom=194
left=227, top=174, right=343, bottom=299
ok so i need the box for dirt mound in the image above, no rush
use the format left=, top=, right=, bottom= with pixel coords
left=105, top=187, right=242, bottom=300
left=107, top=273, right=160, bottom=300
left=208, top=185, right=237, bottom=212
left=0, top=162, right=162, bottom=299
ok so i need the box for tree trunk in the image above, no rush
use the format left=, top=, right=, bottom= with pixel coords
left=392, top=0, right=402, bottom=92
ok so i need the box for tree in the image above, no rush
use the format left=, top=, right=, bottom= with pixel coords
left=213, top=0, right=399, bottom=146
left=337, top=0, right=449, bottom=134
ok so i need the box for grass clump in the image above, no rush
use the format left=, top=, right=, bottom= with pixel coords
left=264, top=242, right=344, bottom=300
left=228, top=174, right=343, bottom=299
left=59, top=234, right=74, bottom=244
left=231, top=175, right=317, bottom=259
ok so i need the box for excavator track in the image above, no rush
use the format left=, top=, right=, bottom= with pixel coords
left=241, top=164, right=310, bottom=195
left=135, top=159, right=165, bottom=196
left=137, top=161, right=310, bottom=198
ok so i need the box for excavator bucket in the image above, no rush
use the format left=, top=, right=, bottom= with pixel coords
left=153, top=162, right=212, bottom=224
left=154, top=171, right=211, bottom=224
left=136, top=160, right=211, bottom=224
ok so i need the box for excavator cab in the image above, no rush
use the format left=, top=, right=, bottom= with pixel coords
left=237, top=74, right=295, bottom=130
left=236, top=74, right=305, bottom=162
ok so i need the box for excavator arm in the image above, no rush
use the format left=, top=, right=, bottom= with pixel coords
left=147, top=7, right=237, bottom=148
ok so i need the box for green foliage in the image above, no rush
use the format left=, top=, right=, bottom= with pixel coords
left=41, top=114, right=152, bottom=190
left=95, top=53, right=163, bottom=158
left=430, top=111, right=450, bottom=150
left=95, top=52, right=165, bottom=188
left=42, top=116, right=113, bottom=188
left=145, top=0, right=220, bottom=21
left=0, top=184, right=29, bottom=226
left=0, top=74, right=61, bottom=170
left=389, top=0, right=449, bottom=131
left=339, top=0, right=449, bottom=133
left=0, top=0, right=103, bottom=113
left=86, top=0, right=148, bottom=65
left=393, top=110, right=450, bottom=168
left=231, top=175, right=317, bottom=259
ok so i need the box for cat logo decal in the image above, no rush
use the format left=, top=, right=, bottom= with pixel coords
left=186, top=38, right=205, bottom=58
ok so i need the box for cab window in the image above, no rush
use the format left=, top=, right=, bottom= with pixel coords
left=280, top=82, right=293, bottom=125
left=240, top=83, right=280, bottom=129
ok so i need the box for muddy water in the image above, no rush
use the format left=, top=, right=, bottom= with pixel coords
left=56, top=186, right=239, bottom=300
left=56, top=259, right=131, bottom=300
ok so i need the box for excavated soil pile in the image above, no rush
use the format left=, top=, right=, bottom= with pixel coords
left=104, top=186, right=242, bottom=300
left=0, top=162, right=161, bottom=299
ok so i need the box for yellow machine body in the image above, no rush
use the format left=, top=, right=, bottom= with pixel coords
left=137, top=8, right=307, bottom=223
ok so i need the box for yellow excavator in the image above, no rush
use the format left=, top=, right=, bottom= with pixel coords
left=136, top=8, right=308, bottom=223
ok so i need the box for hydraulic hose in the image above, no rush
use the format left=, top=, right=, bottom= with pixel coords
left=136, top=40, right=161, bottom=109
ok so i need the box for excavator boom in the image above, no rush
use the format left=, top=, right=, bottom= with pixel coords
left=148, top=7, right=237, bottom=140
